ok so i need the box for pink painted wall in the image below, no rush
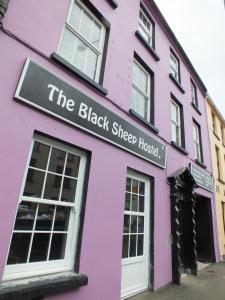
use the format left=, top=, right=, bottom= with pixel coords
left=0, top=0, right=220, bottom=299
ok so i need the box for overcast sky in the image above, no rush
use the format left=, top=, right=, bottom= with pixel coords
left=155, top=0, right=225, bottom=118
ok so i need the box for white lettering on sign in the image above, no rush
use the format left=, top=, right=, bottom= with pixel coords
left=139, top=137, right=159, bottom=157
left=78, top=102, right=109, bottom=131
left=112, top=122, right=137, bottom=144
left=47, top=84, right=75, bottom=111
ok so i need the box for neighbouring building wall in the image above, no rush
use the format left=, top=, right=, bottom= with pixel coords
left=207, top=96, right=225, bottom=258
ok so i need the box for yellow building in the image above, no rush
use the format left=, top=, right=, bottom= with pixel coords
left=206, top=95, right=225, bottom=258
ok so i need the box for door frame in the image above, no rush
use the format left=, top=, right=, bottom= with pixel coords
left=121, top=169, right=155, bottom=298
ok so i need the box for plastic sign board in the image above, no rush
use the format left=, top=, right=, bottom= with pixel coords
left=190, top=164, right=214, bottom=192
left=15, top=58, right=166, bottom=168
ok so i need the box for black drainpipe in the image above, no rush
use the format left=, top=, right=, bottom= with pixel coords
left=0, top=0, right=9, bottom=25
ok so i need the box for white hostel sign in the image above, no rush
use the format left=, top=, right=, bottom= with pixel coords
left=15, top=58, right=166, bottom=168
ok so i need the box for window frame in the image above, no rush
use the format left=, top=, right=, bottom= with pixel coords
left=57, top=0, right=106, bottom=83
left=171, top=100, right=182, bottom=147
left=170, top=95, right=186, bottom=152
left=138, top=7, right=155, bottom=49
left=212, top=111, right=217, bottom=133
left=170, top=50, right=180, bottom=83
left=193, top=121, right=203, bottom=162
left=4, top=135, right=87, bottom=281
left=190, top=80, right=198, bottom=107
left=221, top=125, right=224, bottom=144
left=132, top=58, right=152, bottom=123
left=215, top=145, right=221, bottom=180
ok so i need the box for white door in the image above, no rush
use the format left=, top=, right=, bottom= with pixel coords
left=121, top=171, right=150, bottom=299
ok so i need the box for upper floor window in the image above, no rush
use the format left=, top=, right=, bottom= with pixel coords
left=193, top=121, right=203, bottom=162
left=221, top=125, right=224, bottom=144
left=212, top=111, right=217, bottom=133
left=58, top=0, right=106, bottom=83
left=132, top=60, right=151, bottom=122
left=138, top=8, right=154, bottom=48
left=191, top=80, right=198, bottom=107
left=171, top=100, right=182, bottom=146
left=4, top=135, right=87, bottom=280
left=170, top=51, right=180, bottom=83
left=215, top=145, right=221, bottom=180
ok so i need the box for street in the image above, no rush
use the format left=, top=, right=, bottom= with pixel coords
left=130, top=262, right=225, bottom=300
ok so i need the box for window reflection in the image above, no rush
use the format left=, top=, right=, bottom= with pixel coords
left=14, top=202, right=37, bottom=230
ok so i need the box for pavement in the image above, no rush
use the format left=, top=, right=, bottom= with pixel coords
left=129, top=262, right=225, bottom=300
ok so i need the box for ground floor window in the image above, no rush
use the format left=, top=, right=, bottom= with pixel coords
left=4, top=134, right=87, bottom=280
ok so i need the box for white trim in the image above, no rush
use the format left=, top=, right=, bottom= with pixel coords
left=170, top=51, right=179, bottom=81
left=138, top=8, right=153, bottom=47
left=121, top=171, right=150, bottom=299
left=171, top=100, right=181, bottom=146
left=132, top=59, right=151, bottom=122
left=57, top=0, right=106, bottom=83
left=3, top=134, right=87, bottom=281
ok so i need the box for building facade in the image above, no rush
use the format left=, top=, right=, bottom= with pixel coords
left=206, top=95, right=225, bottom=259
left=0, top=0, right=220, bottom=299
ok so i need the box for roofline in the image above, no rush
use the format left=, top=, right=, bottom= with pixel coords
left=206, top=94, right=225, bottom=125
left=148, top=0, right=207, bottom=95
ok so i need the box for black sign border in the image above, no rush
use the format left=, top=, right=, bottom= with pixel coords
left=15, top=58, right=167, bottom=169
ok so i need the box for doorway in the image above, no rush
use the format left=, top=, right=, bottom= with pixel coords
left=195, top=195, right=215, bottom=263
left=121, top=171, right=150, bottom=299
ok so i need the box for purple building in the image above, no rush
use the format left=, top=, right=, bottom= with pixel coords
left=0, top=0, right=220, bottom=299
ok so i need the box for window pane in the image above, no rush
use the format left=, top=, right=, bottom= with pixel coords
left=132, top=179, right=138, bottom=193
left=171, top=102, right=178, bottom=122
left=139, top=182, right=145, bottom=195
left=65, top=154, right=80, bottom=177
left=79, top=9, right=93, bottom=41
left=172, top=123, right=177, bottom=143
left=131, top=194, right=138, bottom=212
left=44, top=174, right=62, bottom=201
left=132, top=88, right=147, bottom=119
left=85, top=49, right=97, bottom=80
left=29, top=142, right=50, bottom=170
left=14, top=202, right=37, bottom=231
left=138, top=216, right=144, bottom=233
left=125, top=192, right=131, bottom=211
left=123, top=215, right=130, bottom=233
left=54, top=206, right=70, bottom=231
left=129, top=235, right=137, bottom=257
left=70, top=2, right=82, bottom=30
left=59, top=28, right=76, bottom=62
left=73, top=37, right=88, bottom=72
left=23, top=169, right=45, bottom=198
left=126, top=177, right=131, bottom=192
left=137, top=234, right=144, bottom=256
left=91, top=21, right=101, bottom=48
left=122, top=235, right=129, bottom=258
left=35, top=204, right=55, bottom=231
left=133, top=63, right=148, bottom=93
left=138, top=25, right=149, bottom=44
left=48, top=148, right=66, bottom=174
left=29, top=233, right=50, bottom=262
left=49, top=234, right=67, bottom=260
left=131, top=216, right=137, bottom=233
left=7, top=233, right=31, bottom=265
left=139, top=195, right=145, bottom=212
left=61, top=178, right=77, bottom=202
